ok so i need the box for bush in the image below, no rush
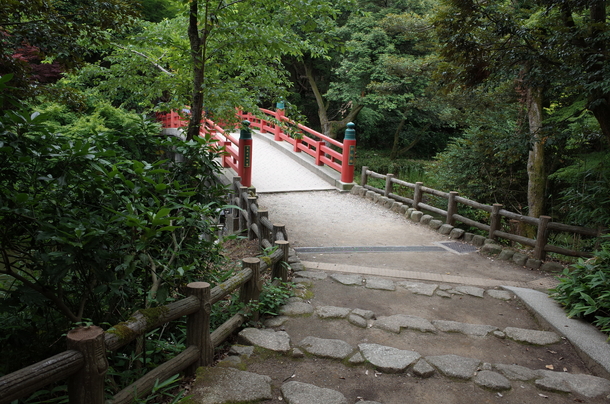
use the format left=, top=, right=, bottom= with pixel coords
left=550, top=240, right=610, bottom=337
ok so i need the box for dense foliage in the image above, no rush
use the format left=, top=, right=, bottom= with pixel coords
left=0, top=75, right=227, bottom=375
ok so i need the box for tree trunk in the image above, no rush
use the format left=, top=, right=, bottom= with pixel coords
left=303, top=61, right=363, bottom=138
left=526, top=86, right=545, bottom=222
left=186, top=0, right=208, bottom=141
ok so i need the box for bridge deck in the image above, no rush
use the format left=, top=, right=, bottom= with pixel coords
left=219, top=129, right=343, bottom=193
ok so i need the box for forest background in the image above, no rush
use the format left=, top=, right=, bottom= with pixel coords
left=1, top=0, right=609, bottom=402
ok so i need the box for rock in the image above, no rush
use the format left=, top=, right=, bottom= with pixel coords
left=436, top=290, right=452, bottom=298
left=449, top=228, right=465, bottom=239
left=420, top=214, right=433, bottom=225
left=471, top=235, right=486, bottom=246
left=351, top=308, right=375, bottom=320
left=229, top=345, right=254, bottom=357
left=280, top=302, right=314, bottom=316
left=281, top=381, right=347, bottom=404
left=358, top=343, right=421, bottom=373
left=287, top=297, right=303, bottom=303
left=493, top=331, right=506, bottom=339
left=298, top=336, right=354, bottom=359
left=536, top=370, right=610, bottom=398
left=329, top=273, right=363, bottom=285
left=429, top=219, right=443, bottom=230
left=525, top=258, right=542, bottom=269
left=454, top=285, right=485, bottom=298
left=493, top=364, right=538, bottom=381
left=463, top=232, right=474, bottom=242
left=480, top=243, right=502, bottom=255
left=497, top=249, right=515, bottom=260
left=291, top=348, right=304, bottom=358
left=348, top=352, right=366, bottom=364
left=406, top=208, right=415, bottom=217
left=426, top=354, right=480, bottom=380
left=238, top=328, right=291, bottom=353
left=365, top=190, right=376, bottom=200
left=541, top=261, right=564, bottom=272
left=486, top=289, right=513, bottom=300
left=264, top=315, right=289, bottom=327
left=412, top=359, right=435, bottom=378
left=410, top=211, right=423, bottom=222
left=503, top=327, right=561, bottom=345
left=432, top=320, right=498, bottom=336
left=292, top=277, right=313, bottom=286
left=217, top=356, right=242, bottom=367
left=374, top=314, right=436, bottom=334
left=316, top=306, right=351, bottom=319
left=438, top=224, right=453, bottom=235
left=398, top=281, right=438, bottom=296
left=391, top=202, right=403, bottom=212
left=364, top=277, right=396, bottom=291
left=512, top=252, right=528, bottom=266
left=399, top=205, right=409, bottom=214
left=350, top=185, right=363, bottom=195
left=474, top=370, right=512, bottom=391
left=192, top=368, right=272, bottom=404
left=294, top=270, right=327, bottom=280
left=347, top=313, right=368, bottom=328
left=288, top=255, right=300, bottom=264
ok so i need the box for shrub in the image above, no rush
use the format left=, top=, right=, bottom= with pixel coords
left=550, top=239, right=610, bottom=337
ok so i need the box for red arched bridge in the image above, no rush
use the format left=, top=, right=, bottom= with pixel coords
left=157, top=106, right=356, bottom=188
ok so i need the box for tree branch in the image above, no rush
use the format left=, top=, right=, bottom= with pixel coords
left=113, top=44, right=174, bottom=76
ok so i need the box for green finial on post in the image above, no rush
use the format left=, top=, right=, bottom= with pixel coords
left=240, top=120, right=252, bottom=139
left=276, top=98, right=285, bottom=110
left=344, top=122, right=356, bottom=140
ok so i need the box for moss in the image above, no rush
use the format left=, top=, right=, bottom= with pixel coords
left=106, top=322, right=138, bottom=342
left=137, top=305, right=170, bottom=325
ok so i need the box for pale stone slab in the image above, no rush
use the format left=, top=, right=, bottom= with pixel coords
left=329, top=273, right=363, bottom=285
left=364, top=277, right=396, bottom=291
left=398, top=281, right=438, bottom=296
left=503, top=327, right=561, bottom=345
left=238, top=328, right=291, bottom=353
left=281, top=381, right=347, bottom=404
left=316, top=306, right=351, bottom=319
left=426, top=354, right=480, bottom=380
left=474, top=370, right=512, bottom=391
left=193, top=368, right=272, bottom=404
left=432, top=320, right=498, bottom=337
left=374, top=314, right=436, bottom=334
left=298, top=336, right=354, bottom=359
left=359, top=343, right=421, bottom=373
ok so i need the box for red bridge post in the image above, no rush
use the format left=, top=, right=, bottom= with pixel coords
left=341, top=122, right=356, bottom=183
left=274, top=100, right=285, bottom=141
left=239, top=120, right=253, bottom=187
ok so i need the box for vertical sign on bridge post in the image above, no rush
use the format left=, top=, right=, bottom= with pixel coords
left=239, top=120, right=253, bottom=187
left=341, top=122, right=357, bottom=184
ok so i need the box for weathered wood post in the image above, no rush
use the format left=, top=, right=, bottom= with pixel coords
left=238, top=120, right=253, bottom=187
left=272, top=223, right=287, bottom=243
left=340, top=122, right=357, bottom=183
left=257, top=209, right=269, bottom=249
left=413, top=182, right=423, bottom=210
left=247, top=191, right=257, bottom=241
left=230, top=177, right=241, bottom=233
left=385, top=174, right=394, bottom=197
left=66, top=326, right=108, bottom=404
left=447, top=191, right=459, bottom=226
left=238, top=186, right=248, bottom=233
left=240, top=258, right=262, bottom=322
left=534, top=215, right=551, bottom=260
left=185, top=282, right=213, bottom=374
left=361, top=166, right=368, bottom=188
left=489, top=204, right=503, bottom=240
left=274, top=240, right=290, bottom=282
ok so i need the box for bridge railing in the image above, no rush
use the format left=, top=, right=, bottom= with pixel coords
left=0, top=178, right=289, bottom=404
left=238, top=108, right=356, bottom=184
left=361, top=167, right=605, bottom=261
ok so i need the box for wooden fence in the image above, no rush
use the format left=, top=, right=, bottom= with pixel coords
left=0, top=177, right=286, bottom=404
left=361, top=167, right=605, bottom=260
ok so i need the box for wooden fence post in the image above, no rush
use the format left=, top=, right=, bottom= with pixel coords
left=447, top=191, right=458, bottom=226
left=230, top=177, right=241, bottom=233
left=247, top=194, right=257, bottom=241
left=274, top=240, right=290, bottom=282
left=361, top=166, right=368, bottom=188
left=239, top=186, right=248, bottom=233
left=413, top=182, right=423, bottom=210
left=489, top=204, right=503, bottom=240
left=257, top=209, right=269, bottom=249
left=534, top=215, right=551, bottom=260
left=66, top=326, right=108, bottom=404
left=272, top=223, right=287, bottom=243
left=186, top=282, right=213, bottom=374
left=385, top=174, right=394, bottom=197
left=240, top=258, right=262, bottom=322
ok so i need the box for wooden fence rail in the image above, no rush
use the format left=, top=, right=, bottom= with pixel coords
left=0, top=177, right=287, bottom=404
left=361, top=167, right=605, bottom=260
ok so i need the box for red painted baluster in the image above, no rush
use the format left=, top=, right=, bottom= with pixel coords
left=340, top=122, right=356, bottom=183
left=238, top=120, right=253, bottom=187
